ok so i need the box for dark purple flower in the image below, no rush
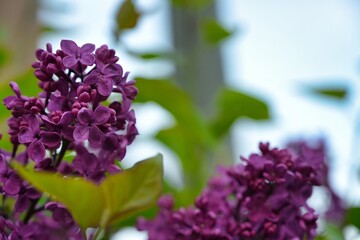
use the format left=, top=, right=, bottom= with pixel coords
left=84, top=63, right=122, bottom=97
left=60, top=40, right=95, bottom=68
left=42, top=111, right=74, bottom=141
left=95, top=44, right=119, bottom=65
left=72, top=144, right=104, bottom=182
left=45, top=202, right=75, bottom=227
left=138, top=143, right=320, bottom=240
left=73, top=105, right=110, bottom=147
left=0, top=40, right=138, bottom=238
left=17, top=115, right=61, bottom=162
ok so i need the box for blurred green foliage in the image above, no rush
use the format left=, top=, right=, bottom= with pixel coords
left=115, top=0, right=140, bottom=37
left=201, top=18, right=232, bottom=45
left=310, top=87, right=348, bottom=100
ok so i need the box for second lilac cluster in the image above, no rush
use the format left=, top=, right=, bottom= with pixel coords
left=137, top=143, right=321, bottom=240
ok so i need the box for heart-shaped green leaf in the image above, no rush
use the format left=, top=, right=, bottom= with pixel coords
left=13, top=154, right=163, bottom=229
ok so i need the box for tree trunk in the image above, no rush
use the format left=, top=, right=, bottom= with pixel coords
left=0, top=0, right=39, bottom=81
left=170, top=2, right=224, bottom=117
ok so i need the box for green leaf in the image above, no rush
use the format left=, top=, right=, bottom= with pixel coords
left=309, top=87, right=347, bottom=100
left=346, top=207, right=360, bottom=229
left=171, top=0, right=212, bottom=8
left=14, top=163, right=103, bottom=228
left=201, top=18, right=232, bottom=45
left=210, top=88, right=270, bottom=138
left=127, top=50, right=174, bottom=60
left=13, top=155, right=163, bottom=229
left=115, top=0, right=140, bottom=34
left=134, top=78, right=216, bottom=205
left=0, top=68, right=40, bottom=151
left=316, top=223, right=344, bottom=240
left=156, top=125, right=208, bottom=204
left=0, top=68, right=40, bottom=119
left=135, top=78, right=214, bottom=146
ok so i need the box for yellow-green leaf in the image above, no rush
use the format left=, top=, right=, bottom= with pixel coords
left=13, top=154, right=163, bottom=229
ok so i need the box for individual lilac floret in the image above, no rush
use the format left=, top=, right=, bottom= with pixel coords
left=60, top=40, right=95, bottom=68
left=0, top=39, right=138, bottom=239
left=137, top=143, right=320, bottom=240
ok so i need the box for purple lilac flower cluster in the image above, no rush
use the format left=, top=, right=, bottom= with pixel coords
left=0, top=40, right=138, bottom=239
left=138, top=143, right=323, bottom=240
left=287, top=140, right=346, bottom=225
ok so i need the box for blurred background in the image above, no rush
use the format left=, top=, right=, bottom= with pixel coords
left=1, top=0, right=360, bottom=239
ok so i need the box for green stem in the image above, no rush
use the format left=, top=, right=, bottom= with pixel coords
left=93, top=227, right=110, bottom=240
left=23, top=198, right=40, bottom=224
left=93, top=228, right=103, bottom=240
left=54, top=139, right=70, bottom=167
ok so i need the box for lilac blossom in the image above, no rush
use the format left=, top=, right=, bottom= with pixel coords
left=0, top=40, right=138, bottom=239
left=287, top=140, right=346, bottom=225
left=138, top=143, right=324, bottom=240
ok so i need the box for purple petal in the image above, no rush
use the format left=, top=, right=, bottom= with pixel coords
left=28, top=140, right=46, bottom=162
left=27, top=114, right=40, bottom=134
left=73, top=125, right=90, bottom=142
left=79, top=54, right=95, bottom=66
left=62, top=126, right=74, bottom=141
left=58, top=162, right=74, bottom=175
left=40, top=132, right=61, bottom=148
left=26, top=187, right=41, bottom=199
left=41, top=115, right=56, bottom=128
left=10, top=82, right=22, bottom=98
left=97, top=78, right=113, bottom=96
left=59, top=111, right=74, bottom=126
left=102, top=134, right=118, bottom=151
left=93, top=106, right=110, bottom=124
left=83, top=70, right=100, bottom=85
left=45, top=202, right=74, bottom=225
left=63, top=56, right=78, bottom=68
left=15, top=195, right=30, bottom=213
left=60, top=40, right=79, bottom=55
left=104, top=64, right=123, bottom=77
left=107, top=164, right=121, bottom=174
left=3, top=96, right=16, bottom=108
left=126, top=121, right=138, bottom=144
left=45, top=202, right=59, bottom=211
left=82, top=152, right=98, bottom=172
left=18, top=128, right=36, bottom=144
left=80, top=43, right=95, bottom=53
left=77, top=108, right=93, bottom=124
left=4, top=173, right=21, bottom=195
left=88, top=126, right=104, bottom=148
left=116, top=137, right=128, bottom=160
left=0, top=155, right=8, bottom=175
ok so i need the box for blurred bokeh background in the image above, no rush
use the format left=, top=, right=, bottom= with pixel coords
left=1, top=0, right=360, bottom=239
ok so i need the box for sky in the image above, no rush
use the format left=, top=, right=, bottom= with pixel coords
left=38, top=0, right=360, bottom=239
